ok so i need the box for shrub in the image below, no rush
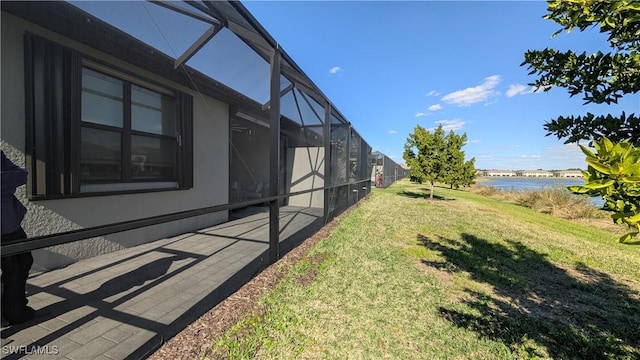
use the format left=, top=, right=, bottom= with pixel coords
left=569, top=138, right=640, bottom=244
left=472, top=184, right=605, bottom=220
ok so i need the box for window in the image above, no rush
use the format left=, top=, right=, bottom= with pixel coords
left=80, top=67, right=178, bottom=186
left=24, top=34, right=193, bottom=199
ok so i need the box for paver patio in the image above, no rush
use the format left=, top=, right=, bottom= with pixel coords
left=1, top=206, right=323, bottom=359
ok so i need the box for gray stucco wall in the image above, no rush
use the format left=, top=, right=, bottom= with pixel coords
left=1, top=12, right=229, bottom=272
left=287, top=147, right=324, bottom=208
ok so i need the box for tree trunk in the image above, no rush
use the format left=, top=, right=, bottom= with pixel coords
left=430, top=181, right=434, bottom=199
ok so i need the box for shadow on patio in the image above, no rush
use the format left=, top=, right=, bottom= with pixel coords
left=0, top=206, right=323, bottom=359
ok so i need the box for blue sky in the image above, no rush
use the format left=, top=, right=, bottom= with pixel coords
left=241, top=1, right=638, bottom=170
left=74, top=1, right=639, bottom=171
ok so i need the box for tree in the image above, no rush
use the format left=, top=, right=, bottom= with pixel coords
left=442, top=130, right=467, bottom=189
left=522, top=0, right=640, bottom=144
left=404, top=125, right=446, bottom=199
left=403, top=124, right=475, bottom=198
left=523, top=1, right=640, bottom=243
left=461, top=158, right=478, bottom=187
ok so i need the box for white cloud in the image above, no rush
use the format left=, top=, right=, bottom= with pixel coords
left=428, top=104, right=442, bottom=111
left=544, top=144, right=586, bottom=168
left=426, top=90, right=440, bottom=97
left=506, top=84, right=534, bottom=97
left=415, top=111, right=428, bottom=117
left=441, top=75, right=501, bottom=107
left=329, top=66, right=343, bottom=75
left=468, top=139, right=481, bottom=144
left=476, top=144, right=586, bottom=170
left=524, top=145, right=584, bottom=169
left=433, top=118, right=465, bottom=131
left=388, top=130, right=397, bottom=134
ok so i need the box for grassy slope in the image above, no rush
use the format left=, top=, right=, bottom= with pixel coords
left=210, top=180, right=640, bottom=359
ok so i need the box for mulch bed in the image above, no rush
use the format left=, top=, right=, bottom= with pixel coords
left=148, top=201, right=362, bottom=359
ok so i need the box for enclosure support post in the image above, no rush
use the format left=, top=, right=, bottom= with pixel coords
left=269, top=46, right=281, bottom=264
left=323, top=102, right=331, bottom=222
left=347, top=125, right=353, bottom=206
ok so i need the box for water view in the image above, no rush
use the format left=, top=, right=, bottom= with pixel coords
left=478, top=177, right=605, bottom=207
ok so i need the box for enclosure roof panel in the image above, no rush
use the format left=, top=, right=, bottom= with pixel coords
left=4, top=1, right=354, bottom=127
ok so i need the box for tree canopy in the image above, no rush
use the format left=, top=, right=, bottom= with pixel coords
left=524, top=0, right=640, bottom=243
left=403, top=124, right=475, bottom=199
left=522, top=0, right=640, bottom=144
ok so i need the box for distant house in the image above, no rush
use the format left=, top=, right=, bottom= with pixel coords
left=484, top=169, right=517, bottom=177
left=520, top=170, right=553, bottom=177
left=556, top=170, right=583, bottom=178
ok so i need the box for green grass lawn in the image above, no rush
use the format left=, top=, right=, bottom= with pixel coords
left=208, top=179, right=640, bottom=359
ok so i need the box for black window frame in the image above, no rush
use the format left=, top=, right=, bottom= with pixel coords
left=24, top=33, right=193, bottom=200
left=79, top=66, right=179, bottom=186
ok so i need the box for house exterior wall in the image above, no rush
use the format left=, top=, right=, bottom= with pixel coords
left=520, top=171, right=553, bottom=177
left=485, top=170, right=517, bottom=177
left=1, top=12, right=229, bottom=272
left=557, top=171, right=582, bottom=178
left=287, top=147, right=324, bottom=208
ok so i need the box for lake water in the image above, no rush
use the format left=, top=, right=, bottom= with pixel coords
left=479, top=177, right=584, bottom=191
left=478, top=177, right=605, bottom=207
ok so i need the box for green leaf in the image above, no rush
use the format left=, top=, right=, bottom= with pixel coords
left=586, top=158, right=611, bottom=174
left=578, top=144, right=596, bottom=158
left=623, top=157, right=640, bottom=172
left=611, top=212, right=635, bottom=219
left=618, top=232, right=640, bottom=244
left=627, top=213, right=640, bottom=223
left=568, top=185, right=592, bottom=194
left=621, top=3, right=640, bottom=11
left=583, top=179, right=615, bottom=189
left=610, top=163, right=622, bottom=176
left=621, top=176, right=640, bottom=183
left=602, top=137, right=614, bottom=153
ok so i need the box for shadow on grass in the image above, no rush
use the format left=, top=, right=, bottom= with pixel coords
left=397, top=188, right=454, bottom=201
left=417, top=233, right=640, bottom=359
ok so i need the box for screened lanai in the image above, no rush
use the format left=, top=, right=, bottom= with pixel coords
left=1, top=0, right=373, bottom=267
left=371, top=151, right=407, bottom=188
left=0, top=2, right=380, bottom=355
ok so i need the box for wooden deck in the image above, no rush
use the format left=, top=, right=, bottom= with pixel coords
left=0, top=206, right=324, bottom=359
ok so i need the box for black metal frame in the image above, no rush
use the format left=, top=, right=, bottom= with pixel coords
left=1, top=180, right=370, bottom=257
left=1, top=1, right=374, bottom=264
left=268, top=46, right=281, bottom=263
